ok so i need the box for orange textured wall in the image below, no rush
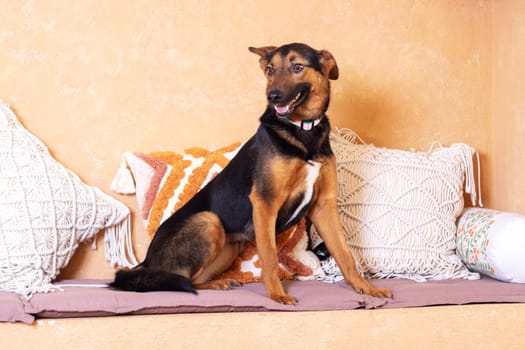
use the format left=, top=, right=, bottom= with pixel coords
left=492, top=0, right=525, bottom=213
left=0, top=1, right=517, bottom=280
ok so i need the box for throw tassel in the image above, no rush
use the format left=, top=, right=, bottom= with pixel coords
left=104, top=212, right=139, bottom=268
left=452, top=143, right=483, bottom=207
left=474, top=149, right=484, bottom=207
left=430, top=143, right=484, bottom=208
left=91, top=189, right=139, bottom=268
left=111, top=154, right=136, bottom=194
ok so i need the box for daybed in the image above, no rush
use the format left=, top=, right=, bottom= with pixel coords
left=1, top=101, right=525, bottom=349
left=2, top=278, right=525, bottom=349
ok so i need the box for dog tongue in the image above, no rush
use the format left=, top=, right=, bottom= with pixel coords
left=275, top=105, right=289, bottom=115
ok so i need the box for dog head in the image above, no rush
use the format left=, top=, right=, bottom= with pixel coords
left=249, top=43, right=338, bottom=122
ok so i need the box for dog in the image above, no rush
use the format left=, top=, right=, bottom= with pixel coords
left=111, top=43, right=392, bottom=304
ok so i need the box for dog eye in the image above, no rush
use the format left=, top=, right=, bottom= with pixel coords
left=266, top=65, right=275, bottom=76
left=291, top=63, right=304, bottom=73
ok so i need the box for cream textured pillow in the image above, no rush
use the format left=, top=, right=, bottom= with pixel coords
left=0, top=102, right=137, bottom=299
left=457, top=207, right=525, bottom=283
left=311, top=129, right=480, bottom=282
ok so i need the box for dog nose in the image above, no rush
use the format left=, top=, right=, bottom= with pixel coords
left=267, top=90, right=284, bottom=104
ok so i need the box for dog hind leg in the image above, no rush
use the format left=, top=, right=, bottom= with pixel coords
left=168, top=211, right=242, bottom=290
left=192, top=231, right=244, bottom=290
left=112, top=211, right=242, bottom=293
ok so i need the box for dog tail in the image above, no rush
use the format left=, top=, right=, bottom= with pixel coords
left=110, top=265, right=196, bottom=294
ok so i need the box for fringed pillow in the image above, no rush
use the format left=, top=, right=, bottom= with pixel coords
left=111, top=143, right=324, bottom=281
left=311, top=128, right=481, bottom=282
left=0, top=101, right=137, bottom=299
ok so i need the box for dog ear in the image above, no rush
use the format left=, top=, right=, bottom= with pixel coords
left=248, top=46, right=277, bottom=71
left=318, top=50, right=339, bottom=80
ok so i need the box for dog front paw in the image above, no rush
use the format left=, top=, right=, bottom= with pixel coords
left=349, top=278, right=393, bottom=299
left=366, top=287, right=393, bottom=299
left=270, top=293, right=298, bottom=305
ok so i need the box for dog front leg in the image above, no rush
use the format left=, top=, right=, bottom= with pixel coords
left=250, top=194, right=297, bottom=305
left=309, top=160, right=392, bottom=299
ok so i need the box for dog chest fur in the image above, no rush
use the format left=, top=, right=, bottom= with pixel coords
left=285, top=160, right=321, bottom=225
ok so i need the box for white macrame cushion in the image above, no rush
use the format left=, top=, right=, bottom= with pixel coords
left=311, top=128, right=481, bottom=282
left=0, top=101, right=137, bottom=299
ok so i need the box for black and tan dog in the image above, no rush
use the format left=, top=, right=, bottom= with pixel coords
left=111, top=43, right=392, bottom=304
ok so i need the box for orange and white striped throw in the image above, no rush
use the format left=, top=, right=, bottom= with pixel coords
left=111, top=141, right=324, bottom=283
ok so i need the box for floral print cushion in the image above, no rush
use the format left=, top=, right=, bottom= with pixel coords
left=456, top=207, right=525, bottom=283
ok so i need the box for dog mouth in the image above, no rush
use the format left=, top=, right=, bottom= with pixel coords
left=273, top=87, right=309, bottom=118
